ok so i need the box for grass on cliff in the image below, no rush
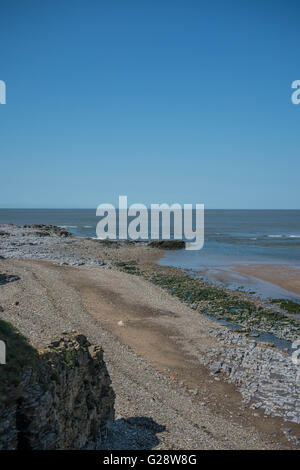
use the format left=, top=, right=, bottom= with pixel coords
left=0, top=320, right=39, bottom=404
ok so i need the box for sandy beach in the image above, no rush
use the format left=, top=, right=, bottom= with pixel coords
left=234, top=264, right=300, bottom=297
left=1, top=224, right=300, bottom=449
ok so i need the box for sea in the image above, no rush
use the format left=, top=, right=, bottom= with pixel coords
left=1, top=209, right=300, bottom=300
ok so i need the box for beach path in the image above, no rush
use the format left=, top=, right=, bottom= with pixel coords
left=0, top=257, right=299, bottom=449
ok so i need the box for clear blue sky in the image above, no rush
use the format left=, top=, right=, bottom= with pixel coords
left=0, top=0, right=299, bottom=209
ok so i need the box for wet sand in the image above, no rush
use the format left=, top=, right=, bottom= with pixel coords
left=233, top=264, right=300, bottom=297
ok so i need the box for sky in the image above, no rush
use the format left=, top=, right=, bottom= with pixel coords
left=0, top=0, right=299, bottom=209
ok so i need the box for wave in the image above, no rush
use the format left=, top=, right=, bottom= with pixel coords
left=267, top=234, right=300, bottom=239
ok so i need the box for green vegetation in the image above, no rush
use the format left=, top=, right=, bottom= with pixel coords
left=146, top=272, right=300, bottom=341
left=147, top=240, right=185, bottom=250
left=270, top=298, right=300, bottom=314
left=115, top=261, right=141, bottom=275
left=64, top=350, right=74, bottom=368
left=112, top=258, right=300, bottom=341
left=150, top=273, right=228, bottom=302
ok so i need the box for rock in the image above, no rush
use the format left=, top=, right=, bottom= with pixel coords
left=35, top=231, right=50, bottom=237
left=0, top=332, right=115, bottom=450
left=206, top=328, right=300, bottom=423
left=147, top=240, right=185, bottom=250
left=259, top=341, right=275, bottom=348
left=0, top=274, right=20, bottom=286
left=210, top=361, right=222, bottom=374
left=23, top=224, right=72, bottom=238
left=250, top=402, right=262, bottom=409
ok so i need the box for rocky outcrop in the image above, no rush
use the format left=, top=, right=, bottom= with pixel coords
left=204, top=328, right=300, bottom=423
left=22, top=224, right=73, bottom=238
left=0, top=332, right=115, bottom=450
left=0, top=274, right=20, bottom=286
left=148, top=240, right=185, bottom=250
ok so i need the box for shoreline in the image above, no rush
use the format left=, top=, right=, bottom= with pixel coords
left=0, top=224, right=300, bottom=448
left=1, top=223, right=300, bottom=345
left=159, top=257, right=300, bottom=302
left=234, top=264, right=300, bottom=297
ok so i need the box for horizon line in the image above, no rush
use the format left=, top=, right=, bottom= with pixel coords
left=0, top=208, right=299, bottom=211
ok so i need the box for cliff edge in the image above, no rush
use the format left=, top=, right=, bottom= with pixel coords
left=0, top=324, right=115, bottom=450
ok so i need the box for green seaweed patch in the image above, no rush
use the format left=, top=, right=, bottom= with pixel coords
left=270, top=298, right=300, bottom=314
left=214, top=301, right=285, bottom=324
left=218, top=298, right=257, bottom=313
left=148, top=240, right=185, bottom=250
left=150, top=273, right=228, bottom=302
left=147, top=272, right=300, bottom=341
left=115, top=261, right=141, bottom=275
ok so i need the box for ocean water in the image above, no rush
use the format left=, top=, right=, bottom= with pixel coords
left=1, top=209, right=299, bottom=262
left=0, top=209, right=97, bottom=237
left=160, top=209, right=300, bottom=267
left=158, top=210, right=300, bottom=300
left=1, top=209, right=300, bottom=298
